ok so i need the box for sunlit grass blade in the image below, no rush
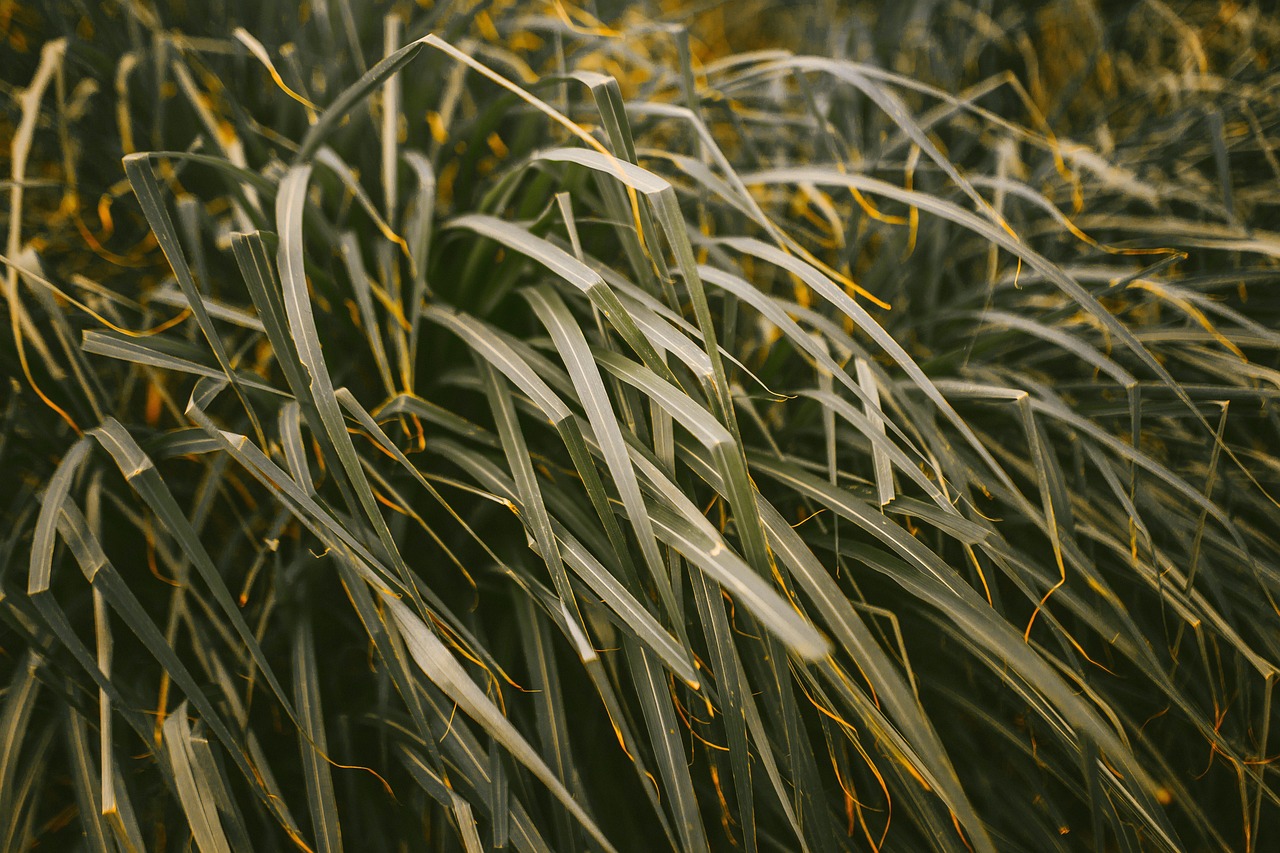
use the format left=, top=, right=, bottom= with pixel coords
left=293, top=610, right=344, bottom=853
left=624, top=639, right=711, bottom=853
left=89, top=418, right=301, bottom=722
left=163, top=702, right=233, bottom=853
left=384, top=594, right=620, bottom=853
left=10, top=3, right=1279, bottom=850
left=522, top=285, right=683, bottom=638
left=65, top=708, right=112, bottom=853
left=123, top=154, right=265, bottom=443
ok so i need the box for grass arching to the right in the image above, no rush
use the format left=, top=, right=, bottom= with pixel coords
left=3, top=1, right=1279, bottom=851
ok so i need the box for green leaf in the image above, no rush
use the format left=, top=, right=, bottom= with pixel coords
left=384, top=594, right=620, bottom=853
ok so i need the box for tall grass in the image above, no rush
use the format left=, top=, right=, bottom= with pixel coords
left=3, top=1, right=1278, bottom=850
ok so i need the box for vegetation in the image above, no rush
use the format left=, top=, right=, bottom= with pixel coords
left=3, top=1, right=1279, bottom=850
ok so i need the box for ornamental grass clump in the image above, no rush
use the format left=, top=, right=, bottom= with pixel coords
left=3, top=1, right=1279, bottom=850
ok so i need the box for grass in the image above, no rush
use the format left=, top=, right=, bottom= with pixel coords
left=3, top=0, right=1279, bottom=850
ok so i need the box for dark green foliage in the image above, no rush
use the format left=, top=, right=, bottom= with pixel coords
left=3, top=1, right=1279, bottom=851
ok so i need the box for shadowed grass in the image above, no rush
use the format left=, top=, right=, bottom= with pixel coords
left=3, top=1, right=1279, bottom=851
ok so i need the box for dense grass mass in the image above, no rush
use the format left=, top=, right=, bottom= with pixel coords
left=3, top=1, right=1280, bottom=850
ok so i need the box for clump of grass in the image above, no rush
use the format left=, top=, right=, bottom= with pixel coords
left=3, top=1, right=1279, bottom=851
